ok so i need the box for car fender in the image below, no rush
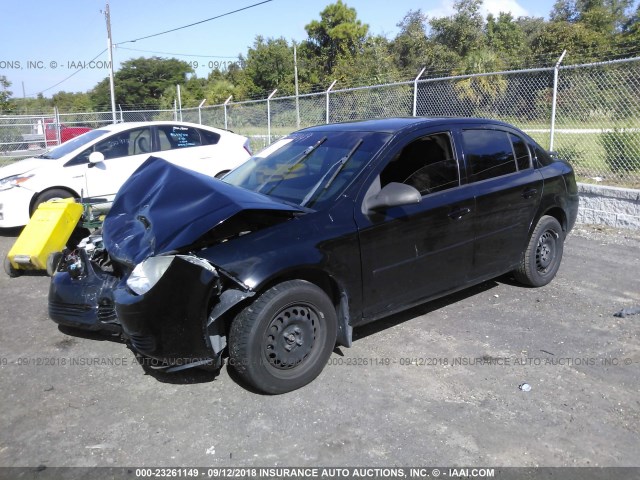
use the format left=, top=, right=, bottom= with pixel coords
left=202, top=210, right=360, bottom=348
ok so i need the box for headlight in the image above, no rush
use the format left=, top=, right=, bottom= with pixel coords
left=127, top=256, right=174, bottom=295
left=126, top=255, right=216, bottom=295
left=0, top=174, right=34, bottom=191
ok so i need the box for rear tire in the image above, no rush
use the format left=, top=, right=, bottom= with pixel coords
left=514, top=215, right=564, bottom=287
left=229, top=280, right=337, bottom=394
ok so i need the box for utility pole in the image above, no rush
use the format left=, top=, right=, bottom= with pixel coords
left=105, top=1, right=117, bottom=124
left=293, top=42, right=300, bottom=128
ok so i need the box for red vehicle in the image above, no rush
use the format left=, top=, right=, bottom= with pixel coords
left=43, top=119, right=92, bottom=147
left=22, top=119, right=92, bottom=149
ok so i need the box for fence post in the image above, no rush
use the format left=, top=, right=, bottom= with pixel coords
left=198, top=99, right=207, bottom=124
left=549, top=50, right=566, bottom=152
left=294, top=42, right=300, bottom=128
left=326, top=80, right=337, bottom=124
left=177, top=85, right=183, bottom=122
left=173, top=99, right=177, bottom=121
left=267, top=89, right=277, bottom=143
left=224, top=96, right=233, bottom=130
left=413, top=67, right=426, bottom=117
left=54, top=106, right=61, bottom=146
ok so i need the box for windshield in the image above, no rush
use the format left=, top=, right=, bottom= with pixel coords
left=36, top=129, right=108, bottom=160
left=223, top=130, right=390, bottom=209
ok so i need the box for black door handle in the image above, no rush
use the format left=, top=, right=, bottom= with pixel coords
left=448, top=207, right=471, bottom=220
left=522, top=188, right=538, bottom=199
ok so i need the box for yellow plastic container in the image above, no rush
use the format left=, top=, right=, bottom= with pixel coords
left=7, top=199, right=83, bottom=272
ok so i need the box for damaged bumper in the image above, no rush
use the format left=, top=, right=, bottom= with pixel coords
left=49, top=249, right=120, bottom=333
left=49, top=250, right=254, bottom=371
left=115, top=255, right=222, bottom=368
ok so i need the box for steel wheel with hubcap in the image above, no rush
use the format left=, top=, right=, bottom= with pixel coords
left=229, top=280, right=337, bottom=394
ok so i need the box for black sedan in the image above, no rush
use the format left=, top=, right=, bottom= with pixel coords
left=49, top=117, right=579, bottom=394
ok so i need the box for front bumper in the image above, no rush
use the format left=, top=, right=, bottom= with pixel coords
left=114, top=256, right=222, bottom=367
left=49, top=251, right=249, bottom=371
left=0, top=187, right=33, bottom=228
left=48, top=249, right=120, bottom=332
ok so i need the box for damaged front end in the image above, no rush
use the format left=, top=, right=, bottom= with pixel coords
left=113, top=253, right=253, bottom=371
left=49, top=157, right=302, bottom=372
left=49, top=234, right=121, bottom=333
left=50, top=241, right=255, bottom=371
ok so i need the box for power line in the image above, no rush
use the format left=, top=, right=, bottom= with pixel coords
left=115, top=0, right=274, bottom=45
left=22, top=1, right=272, bottom=98
left=27, top=49, right=107, bottom=97
left=117, top=46, right=239, bottom=59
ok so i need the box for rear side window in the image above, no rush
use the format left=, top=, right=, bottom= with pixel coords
left=199, top=128, right=220, bottom=145
left=533, top=144, right=554, bottom=166
left=157, top=125, right=205, bottom=151
left=462, top=129, right=517, bottom=182
left=510, top=134, right=532, bottom=170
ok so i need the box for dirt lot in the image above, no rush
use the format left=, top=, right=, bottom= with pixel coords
left=0, top=225, right=638, bottom=469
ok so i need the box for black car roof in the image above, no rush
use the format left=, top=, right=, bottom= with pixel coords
left=298, top=117, right=514, bottom=134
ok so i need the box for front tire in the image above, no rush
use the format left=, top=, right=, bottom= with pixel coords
left=31, top=188, right=74, bottom=215
left=229, top=280, right=337, bottom=394
left=514, top=215, right=564, bottom=287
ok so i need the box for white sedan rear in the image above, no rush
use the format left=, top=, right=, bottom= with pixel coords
left=0, top=121, right=252, bottom=228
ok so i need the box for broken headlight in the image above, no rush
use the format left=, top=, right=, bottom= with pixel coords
left=127, top=255, right=216, bottom=296
left=127, top=256, right=174, bottom=295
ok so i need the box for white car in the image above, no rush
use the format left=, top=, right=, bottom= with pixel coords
left=0, top=121, right=252, bottom=228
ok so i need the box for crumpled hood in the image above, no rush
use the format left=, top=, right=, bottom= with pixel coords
left=103, top=156, right=304, bottom=267
left=0, top=157, right=52, bottom=179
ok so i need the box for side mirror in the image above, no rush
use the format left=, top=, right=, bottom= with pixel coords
left=88, top=151, right=105, bottom=167
left=365, top=182, right=421, bottom=213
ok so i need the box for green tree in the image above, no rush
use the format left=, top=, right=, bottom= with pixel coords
left=391, top=10, right=431, bottom=71
left=9, top=94, right=52, bottom=115
left=453, top=48, right=508, bottom=109
left=516, top=16, right=547, bottom=50
left=90, top=57, right=193, bottom=109
left=243, top=36, right=295, bottom=96
left=486, top=13, right=530, bottom=68
left=304, top=0, right=369, bottom=76
left=550, top=0, right=580, bottom=22
left=0, top=76, right=12, bottom=112
left=551, top=0, right=633, bottom=34
left=531, top=20, right=609, bottom=61
left=332, top=35, right=398, bottom=85
left=622, top=3, right=640, bottom=40
left=203, top=79, right=239, bottom=105
left=160, top=74, right=240, bottom=108
left=51, top=91, right=92, bottom=112
left=429, top=0, right=485, bottom=59
left=159, top=75, right=207, bottom=109
left=578, top=0, right=633, bottom=32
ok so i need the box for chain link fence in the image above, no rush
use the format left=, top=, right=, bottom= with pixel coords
left=2, top=57, right=639, bottom=185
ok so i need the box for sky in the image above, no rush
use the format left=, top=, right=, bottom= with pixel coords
left=1, top=0, right=562, bottom=98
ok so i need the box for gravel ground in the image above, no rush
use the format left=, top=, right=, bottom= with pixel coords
left=0, top=225, right=638, bottom=469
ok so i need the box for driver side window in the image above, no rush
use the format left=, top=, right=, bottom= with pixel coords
left=72, top=128, right=152, bottom=164
left=380, top=132, right=459, bottom=195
